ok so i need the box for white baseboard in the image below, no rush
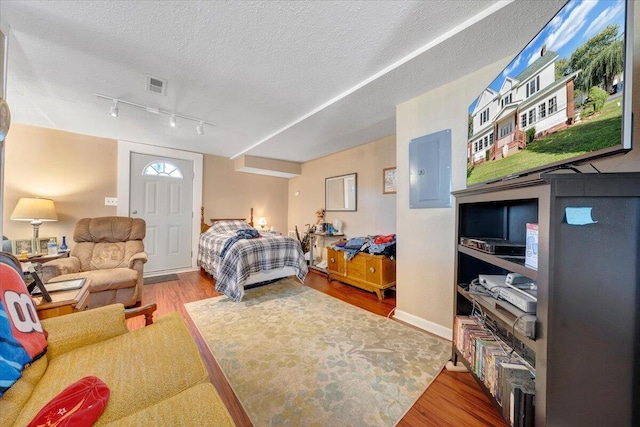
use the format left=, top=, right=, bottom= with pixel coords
left=393, top=309, right=453, bottom=341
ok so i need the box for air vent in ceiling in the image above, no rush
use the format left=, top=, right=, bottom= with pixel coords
left=146, top=75, right=167, bottom=95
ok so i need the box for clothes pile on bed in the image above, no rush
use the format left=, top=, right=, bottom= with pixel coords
left=333, top=234, right=396, bottom=260
left=198, top=220, right=308, bottom=302
left=220, top=228, right=261, bottom=258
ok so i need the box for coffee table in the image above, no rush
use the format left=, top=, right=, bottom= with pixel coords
left=33, top=278, right=91, bottom=320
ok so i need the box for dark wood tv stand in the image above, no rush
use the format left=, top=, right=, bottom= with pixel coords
left=453, top=172, right=639, bottom=426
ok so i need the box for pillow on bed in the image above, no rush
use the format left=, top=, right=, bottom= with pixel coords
left=209, top=220, right=253, bottom=234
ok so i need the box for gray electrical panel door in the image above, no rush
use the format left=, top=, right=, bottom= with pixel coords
left=409, top=129, right=451, bottom=209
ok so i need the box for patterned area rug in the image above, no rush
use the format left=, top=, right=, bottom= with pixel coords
left=185, top=278, right=450, bottom=426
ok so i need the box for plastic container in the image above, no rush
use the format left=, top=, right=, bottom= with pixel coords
left=47, top=238, right=58, bottom=256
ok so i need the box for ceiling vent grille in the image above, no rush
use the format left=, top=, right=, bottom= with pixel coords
left=146, top=75, right=167, bottom=95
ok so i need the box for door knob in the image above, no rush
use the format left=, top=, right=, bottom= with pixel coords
left=132, top=210, right=138, bottom=214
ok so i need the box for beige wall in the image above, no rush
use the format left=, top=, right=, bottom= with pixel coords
left=288, top=135, right=396, bottom=239
left=2, top=124, right=290, bottom=249
left=202, top=154, right=289, bottom=233
left=3, top=124, right=118, bottom=244
left=394, top=6, right=640, bottom=337
left=395, top=62, right=510, bottom=337
left=234, top=155, right=301, bottom=177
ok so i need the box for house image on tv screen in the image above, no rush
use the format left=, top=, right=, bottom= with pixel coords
left=469, top=46, right=579, bottom=166
left=465, top=0, right=629, bottom=187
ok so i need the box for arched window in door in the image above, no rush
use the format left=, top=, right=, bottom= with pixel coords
left=143, top=161, right=183, bottom=178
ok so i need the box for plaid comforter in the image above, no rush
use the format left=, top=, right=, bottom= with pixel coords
left=197, top=230, right=308, bottom=301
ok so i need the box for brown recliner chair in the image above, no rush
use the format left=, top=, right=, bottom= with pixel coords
left=40, top=216, right=147, bottom=308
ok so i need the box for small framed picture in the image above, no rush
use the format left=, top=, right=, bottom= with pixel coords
left=383, top=167, right=397, bottom=194
left=37, top=237, right=56, bottom=254
left=13, top=239, right=33, bottom=255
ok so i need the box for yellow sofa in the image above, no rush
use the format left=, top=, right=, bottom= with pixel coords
left=0, top=304, right=235, bottom=426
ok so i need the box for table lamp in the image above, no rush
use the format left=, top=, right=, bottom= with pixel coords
left=257, top=217, right=267, bottom=230
left=10, top=197, right=58, bottom=254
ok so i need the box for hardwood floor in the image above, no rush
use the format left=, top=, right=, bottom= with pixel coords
left=128, top=269, right=507, bottom=427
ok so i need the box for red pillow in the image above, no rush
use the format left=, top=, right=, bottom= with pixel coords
left=27, top=376, right=110, bottom=427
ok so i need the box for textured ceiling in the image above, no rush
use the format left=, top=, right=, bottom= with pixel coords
left=0, top=0, right=564, bottom=162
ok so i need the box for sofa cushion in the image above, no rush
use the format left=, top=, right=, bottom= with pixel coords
left=100, top=383, right=235, bottom=427
left=83, top=287, right=137, bottom=310
left=41, top=304, right=129, bottom=360
left=72, top=242, right=144, bottom=272
left=49, top=269, right=137, bottom=292
left=70, top=217, right=145, bottom=273
left=0, top=358, right=48, bottom=427
left=12, top=313, right=210, bottom=426
left=73, top=217, right=145, bottom=243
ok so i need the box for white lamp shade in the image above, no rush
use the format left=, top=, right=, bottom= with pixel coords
left=10, top=197, right=58, bottom=221
left=257, top=217, right=268, bottom=227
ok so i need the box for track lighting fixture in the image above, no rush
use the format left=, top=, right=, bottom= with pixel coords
left=95, top=94, right=214, bottom=135
left=109, top=100, right=119, bottom=117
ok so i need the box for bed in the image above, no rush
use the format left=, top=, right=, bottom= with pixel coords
left=198, top=208, right=308, bottom=301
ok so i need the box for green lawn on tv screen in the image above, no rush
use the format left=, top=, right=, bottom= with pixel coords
left=467, top=100, right=623, bottom=186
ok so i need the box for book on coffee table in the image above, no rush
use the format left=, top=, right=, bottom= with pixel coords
left=32, top=278, right=86, bottom=295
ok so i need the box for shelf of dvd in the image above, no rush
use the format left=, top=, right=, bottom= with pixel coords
left=453, top=173, right=640, bottom=427
left=453, top=315, right=535, bottom=426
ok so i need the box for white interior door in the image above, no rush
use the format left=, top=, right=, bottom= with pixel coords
left=130, top=153, right=193, bottom=274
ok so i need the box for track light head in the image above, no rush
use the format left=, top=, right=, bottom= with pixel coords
left=95, top=94, right=214, bottom=130
left=109, top=100, right=119, bottom=117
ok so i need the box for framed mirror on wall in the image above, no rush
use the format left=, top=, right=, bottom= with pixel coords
left=325, top=173, right=357, bottom=212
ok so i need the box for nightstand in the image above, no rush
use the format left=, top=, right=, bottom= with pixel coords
left=308, top=232, right=346, bottom=273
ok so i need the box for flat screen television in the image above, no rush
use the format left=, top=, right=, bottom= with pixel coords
left=467, top=0, right=633, bottom=187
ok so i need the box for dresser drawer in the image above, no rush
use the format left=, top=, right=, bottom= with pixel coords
left=327, top=249, right=396, bottom=300
left=346, top=255, right=367, bottom=280
left=327, top=247, right=345, bottom=275
left=365, top=258, right=383, bottom=284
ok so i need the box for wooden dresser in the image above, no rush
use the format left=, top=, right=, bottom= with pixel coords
left=326, top=247, right=395, bottom=299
